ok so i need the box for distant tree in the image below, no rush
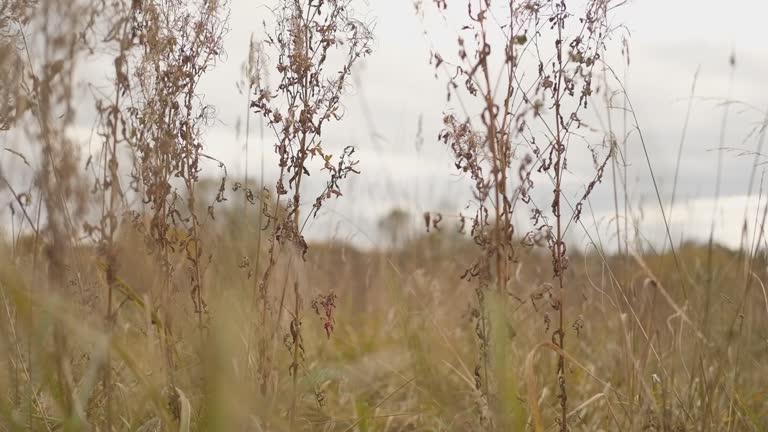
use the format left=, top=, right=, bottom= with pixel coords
left=378, top=207, right=411, bottom=249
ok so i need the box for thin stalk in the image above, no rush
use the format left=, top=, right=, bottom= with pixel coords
left=664, top=68, right=700, bottom=255
left=553, top=6, right=568, bottom=429
left=704, top=57, right=735, bottom=337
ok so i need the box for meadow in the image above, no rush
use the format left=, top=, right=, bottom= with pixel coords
left=0, top=0, right=767, bottom=431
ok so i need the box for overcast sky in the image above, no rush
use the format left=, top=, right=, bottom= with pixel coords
left=3, top=0, right=768, bottom=251
left=184, top=0, right=767, bottom=250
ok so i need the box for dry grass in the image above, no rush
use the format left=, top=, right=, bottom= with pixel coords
left=0, top=0, right=767, bottom=431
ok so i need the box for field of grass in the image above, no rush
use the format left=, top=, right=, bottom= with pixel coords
left=1, top=0, right=767, bottom=431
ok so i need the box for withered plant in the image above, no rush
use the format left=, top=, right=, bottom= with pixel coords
left=0, top=1, right=30, bottom=133
left=121, top=0, right=228, bottom=328
left=427, top=0, right=619, bottom=429
left=83, top=0, right=229, bottom=427
left=249, top=0, right=372, bottom=422
left=0, top=0, right=94, bottom=428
